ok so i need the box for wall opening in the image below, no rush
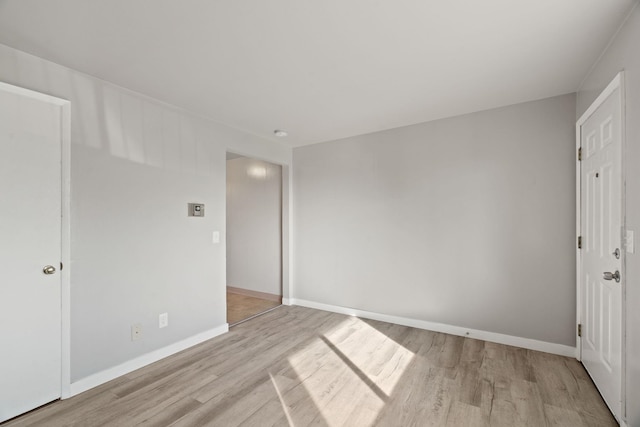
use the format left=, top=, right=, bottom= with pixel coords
left=226, top=152, right=283, bottom=325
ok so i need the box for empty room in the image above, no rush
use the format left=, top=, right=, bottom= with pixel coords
left=1, top=1, right=639, bottom=426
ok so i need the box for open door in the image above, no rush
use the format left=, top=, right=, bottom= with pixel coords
left=577, top=73, right=624, bottom=423
left=0, top=82, right=66, bottom=422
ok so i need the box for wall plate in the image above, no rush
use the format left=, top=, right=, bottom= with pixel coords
left=625, top=229, right=634, bottom=253
left=188, top=203, right=205, bottom=217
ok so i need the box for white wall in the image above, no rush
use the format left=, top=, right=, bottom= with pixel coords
left=226, top=157, right=282, bottom=296
left=0, top=44, right=291, bottom=384
left=576, top=4, right=640, bottom=425
left=293, top=93, right=576, bottom=347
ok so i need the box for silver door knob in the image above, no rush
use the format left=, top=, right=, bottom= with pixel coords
left=603, top=271, right=620, bottom=282
left=43, top=265, right=56, bottom=275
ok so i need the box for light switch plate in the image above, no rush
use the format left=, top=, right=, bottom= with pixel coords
left=159, top=313, right=168, bottom=329
left=625, top=229, right=635, bottom=253
left=212, top=231, right=220, bottom=244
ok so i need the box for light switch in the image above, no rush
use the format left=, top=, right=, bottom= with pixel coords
left=212, top=231, right=220, bottom=244
left=626, top=229, right=635, bottom=253
left=159, top=313, right=168, bottom=329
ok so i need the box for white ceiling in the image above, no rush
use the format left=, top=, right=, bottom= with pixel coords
left=0, top=1, right=636, bottom=147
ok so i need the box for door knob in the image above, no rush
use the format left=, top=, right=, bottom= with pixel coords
left=42, top=265, right=56, bottom=275
left=603, top=271, right=620, bottom=283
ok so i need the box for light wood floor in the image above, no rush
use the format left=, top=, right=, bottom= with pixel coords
left=227, top=291, right=281, bottom=325
left=4, top=306, right=616, bottom=426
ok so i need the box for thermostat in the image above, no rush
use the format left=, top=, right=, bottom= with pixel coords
left=188, top=203, right=205, bottom=217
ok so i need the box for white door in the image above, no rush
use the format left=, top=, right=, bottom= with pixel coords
left=0, top=83, right=63, bottom=422
left=579, top=77, right=622, bottom=421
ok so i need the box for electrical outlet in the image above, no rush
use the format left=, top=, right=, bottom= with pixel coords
left=131, top=323, right=142, bottom=341
left=159, top=312, right=169, bottom=328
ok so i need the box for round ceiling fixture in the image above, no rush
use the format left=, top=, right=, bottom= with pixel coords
left=273, top=129, right=288, bottom=137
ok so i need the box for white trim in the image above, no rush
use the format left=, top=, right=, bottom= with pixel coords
left=575, top=71, right=626, bottom=423
left=575, top=114, right=582, bottom=361
left=60, top=101, right=72, bottom=399
left=577, top=73, right=623, bottom=125
left=0, top=82, right=73, bottom=400
left=68, top=324, right=228, bottom=397
left=290, top=299, right=576, bottom=358
left=282, top=163, right=293, bottom=302
left=620, top=70, right=628, bottom=425
left=282, top=297, right=292, bottom=306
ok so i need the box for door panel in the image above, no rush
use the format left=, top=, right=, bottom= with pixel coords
left=0, top=84, right=62, bottom=422
left=580, top=84, right=622, bottom=421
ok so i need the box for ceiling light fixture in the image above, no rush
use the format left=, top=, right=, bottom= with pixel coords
left=273, top=129, right=288, bottom=137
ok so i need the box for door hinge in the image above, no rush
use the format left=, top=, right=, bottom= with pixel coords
left=578, top=236, right=582, bottom=249
left=578, top=147, right=582, bottom=161
left=578, top=324, right=582, bottom=337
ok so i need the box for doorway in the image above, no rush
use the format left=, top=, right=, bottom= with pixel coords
left=0, top=82, right=70, bottom=422
left=576, top=72, right=625, bottom=423
left=226, top=153, right=282, bottom=325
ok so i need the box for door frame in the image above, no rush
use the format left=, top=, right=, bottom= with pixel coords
left=0, top=82, right=72, bottom=399
left=575, top=71, right=626, bottom=420
left=224, top=151, right=292, bottom=304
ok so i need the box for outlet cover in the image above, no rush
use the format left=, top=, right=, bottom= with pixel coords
left=159, top=313, right=169, bottom=328
left=131, top=323, right=142, bottom=341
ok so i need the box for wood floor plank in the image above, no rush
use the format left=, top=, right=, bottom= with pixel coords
left=543, top=403, right=585, bottom=427
left=3, top=390, right=120, bottom=427
left=227, top=292, right=281, bottom=325
left=198, top=377, right=282, bottom=427
left=136, top=397, right=202, bottom=427
left=509, top=378, right=548, bottom=426
left=445, top=401, right=487, bottom=427
left=4, top=305, right=617, bottom=427
left=488, top=397, right=518, bottom=427
left=238, top=400, right=291, bottom=427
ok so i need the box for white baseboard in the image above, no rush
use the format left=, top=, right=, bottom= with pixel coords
left=282, top=297, right=292, bottom=306
left=289, top=298, right=576, bottom=358
left=66, top=323, right=229, bottom=398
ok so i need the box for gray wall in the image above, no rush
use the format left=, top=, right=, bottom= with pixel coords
left=227, top=157, right=282, bottom=295
left=293, top=93, right=576, bottom=346
left=577, top=4, right=640, bottom=425
left=0, top=44, right=291, bottom=382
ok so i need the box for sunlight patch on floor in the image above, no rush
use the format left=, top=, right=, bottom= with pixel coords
left=269, top=373, right=295, bottom=427
left=322, top=317, right=415, bottom=396
left=280, top=317, right=415, bottom=426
